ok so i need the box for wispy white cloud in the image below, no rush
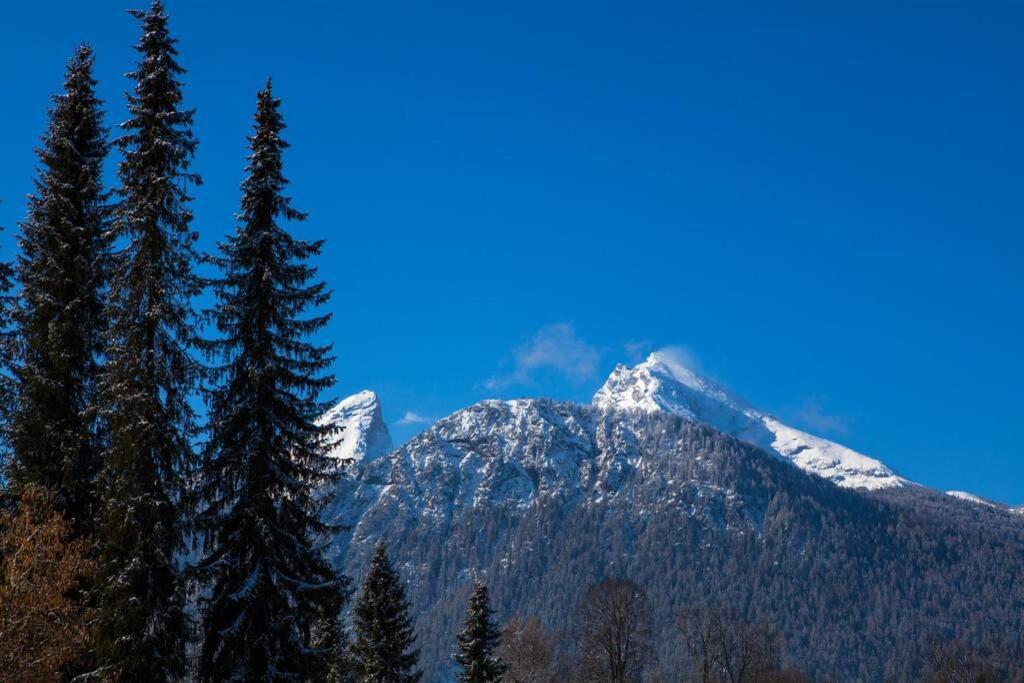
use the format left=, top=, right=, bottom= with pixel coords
left=787, top=397, right=850, bottom=436
left=397, top=411, right=433, bottom=426
left=485, top=323, right=601, bottom=391
left=624, top=340, right=652, bottom=363
left=652, top=344, right=704, bottom=374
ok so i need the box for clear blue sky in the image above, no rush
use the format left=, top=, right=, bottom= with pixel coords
left=2, top=1, right=1021, bottom=504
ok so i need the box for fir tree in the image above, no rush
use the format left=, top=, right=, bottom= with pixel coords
left=454, top=581, right=506, bottom=683
left=195, top=80, right=345, bottom=682
left=0, top=234, right=15, bottom=452
left=9, top=44, right=109, bottom=537
left=312, top=608, right=357, bottom=683
left=92, top=2, right=202, bottom=679
left=0, top=222, right=15, bottom=571
left=352, top=542, right=422, bottom=683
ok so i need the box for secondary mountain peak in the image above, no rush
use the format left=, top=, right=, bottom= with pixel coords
left=319, top=390, right=393, bottom=463
left=593, top=351, right=906, bottom=491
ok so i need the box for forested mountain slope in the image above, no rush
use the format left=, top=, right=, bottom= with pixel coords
left=325, top=399, right=1024, bottom=681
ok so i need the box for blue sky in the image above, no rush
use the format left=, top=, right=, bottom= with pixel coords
left=1, top=1, right=1021, bottom=504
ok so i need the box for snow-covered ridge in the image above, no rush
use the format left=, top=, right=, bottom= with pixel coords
left=946, top=491, right=1024, bottom=517
left=946, top=490, right=997, bottom=508
left=318, top=390, right=393, bottom=463
left=593, top=351, right=907, bottom=491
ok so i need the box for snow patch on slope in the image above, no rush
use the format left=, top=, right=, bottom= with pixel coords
left=318, top=390, right=393, bottom=463
left=945, top=491, right=997, bottom=508
left=594, top=352, right=906, bottom=491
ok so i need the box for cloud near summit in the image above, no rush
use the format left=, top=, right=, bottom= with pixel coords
left=397, top=411, right=432, bottom=426
left=485, top=323, right=601, bottom=391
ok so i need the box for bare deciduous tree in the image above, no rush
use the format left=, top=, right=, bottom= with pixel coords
left=921, top=640, right=1000, bottom=683
left=575, top=578, right=652, bottom=682
left=0, top=486, right=94, bottom=682
left=497, top=615, right=559, bottom=683
left=676, top=606, right=782, bottom=683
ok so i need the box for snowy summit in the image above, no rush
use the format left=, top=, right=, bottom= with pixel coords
left=318, top=390, right=393, bottom=463
left=593, top=351, right=907, bottom=490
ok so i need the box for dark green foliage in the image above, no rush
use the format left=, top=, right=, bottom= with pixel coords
left=312, top=609, right=357, bottom=683
left=0, top=238, right=15, bottom=456
left=454, top=581, right=506, bottom=683
left=195, top=80, right=345, bottom=682
left=8, top=44, right=109, bottom=538
left=352, top=542, right=422, bottom=682
left=92, top=2, right=201, bottom=678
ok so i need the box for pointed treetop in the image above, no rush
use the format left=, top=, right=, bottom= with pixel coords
left=72, top=42, right=94, bottom=67
left=56, top=43, right=98, bottom=98
left=352, top=542, right=422, bottom=682
left=127, top=0, right=183, bottom=69
left=136, top=0, right=167, bottom=20
left=454, top=579, right=506, bottom=683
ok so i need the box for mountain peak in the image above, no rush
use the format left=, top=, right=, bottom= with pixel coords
left=595, top=351, right=736, bottom=415
left=329, top=389, right=380, bottom=411
left=594, top=352, right=905, bottom=491
left=319, top=390, right=393, bottom=463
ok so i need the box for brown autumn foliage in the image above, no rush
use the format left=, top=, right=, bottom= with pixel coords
left=0, top=486, right=95, bottom=682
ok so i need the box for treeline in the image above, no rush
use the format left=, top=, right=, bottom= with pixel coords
left=487, top=577, right=1015, bottom=683
left=495, top=577, right=808, bottom=683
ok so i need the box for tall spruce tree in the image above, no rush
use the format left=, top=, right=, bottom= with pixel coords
left=9, top=44, right=109, bottom=537
left=196, top=80, right=345, bottom=682
left=454, top=581, right=506, bottom=683
left=0, top=234, right=15, bottom=455
left=352, top=542, right=422, bottom=683
left=92, top=2, right=201, bottom=679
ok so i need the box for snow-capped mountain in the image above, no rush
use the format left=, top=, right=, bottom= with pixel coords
left=316, top=364, right=1023, bottom=678
left=593, top=351, right=906, bottom=490
left=325, top=396, right=1024, bottom=680
left=318, top=390, right=393, bottom=463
